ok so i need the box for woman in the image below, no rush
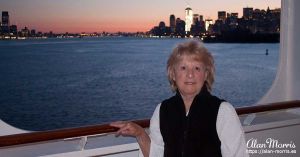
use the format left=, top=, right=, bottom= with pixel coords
left=111, top=40, right=248, bottom=157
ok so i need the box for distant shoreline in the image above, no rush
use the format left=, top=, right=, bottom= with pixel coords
left=203, top=33, right=279, bottom=43
left=0, top=35, right=280, bottom=43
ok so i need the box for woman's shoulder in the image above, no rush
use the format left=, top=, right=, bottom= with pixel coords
left=218, top=101, right=239, bottom=118
left=154, top=103, right=162, bottom=112
left=220, top=101, right=236, bottom=112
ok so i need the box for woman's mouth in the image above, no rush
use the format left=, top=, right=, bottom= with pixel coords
left=184, top=82, right=196, bottom=85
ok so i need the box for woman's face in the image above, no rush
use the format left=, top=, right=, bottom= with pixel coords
left=173, top=55, right=207, bottom=98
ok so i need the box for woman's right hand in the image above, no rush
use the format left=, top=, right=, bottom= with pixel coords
left=110, top=121, right=145, bottom=138
left=110, top=121, right=151, bottom=157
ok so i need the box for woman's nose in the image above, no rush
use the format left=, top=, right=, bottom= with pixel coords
left=187, top=69, right=194, bottom=78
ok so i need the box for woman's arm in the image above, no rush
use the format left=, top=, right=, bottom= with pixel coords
left=110, top=103, right=164, bottom=157
left=217, top=102, right=249, bottom=157
left=110, top=121, right=150, bottom=157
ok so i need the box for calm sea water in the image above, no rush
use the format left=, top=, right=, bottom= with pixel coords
left=0, top=37, right=279, bottom=131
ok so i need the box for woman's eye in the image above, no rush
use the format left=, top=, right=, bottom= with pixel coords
left=180, top=66, right=186, bottom=70
left=195, top=66, right=205, bottom=72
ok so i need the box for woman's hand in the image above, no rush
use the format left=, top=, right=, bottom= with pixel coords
left=110, top=121, right=145, bottom=138
left=110, top=121, right=151, bottom=157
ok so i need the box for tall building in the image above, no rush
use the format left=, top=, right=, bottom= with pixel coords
left=31, top=29, right=36, bottom=36
left=218, top=11, right=226, bottom=22
left=151, top=21, right=168, bottom=37
left=191, top=14, right=203, bottom=36
left=176, top=18, right=185, bottom=37
left=159, top=21, right=166, bottom=28
left=170, top=14, right=176, bottom=34
left=227, top=13, right=239, bottom=28
left=231, top=13, right=238, bottom=18
left=199, top=15, right=204, bottom=22
left=205, top=19, right=213, bottom=31
left=193, top=14, right=199, bottom=25
left=243, top=7, right=253, bottom=20
left=21, top=27, right=30, bottom=37
left=10, top=25, right=17, bottom=35
left=2, top=11, right=9, bottom=26
left=1, top=11, right=10, bottom=34
left=185, top=6, right=193, bottom=33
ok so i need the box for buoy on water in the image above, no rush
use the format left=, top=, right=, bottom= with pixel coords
left=265, top=49, right=269, bottom=55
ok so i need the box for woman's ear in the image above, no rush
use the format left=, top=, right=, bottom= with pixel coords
left=204, top=71, right=208, bottom=81
left=171, top=69, right=176, bottom=81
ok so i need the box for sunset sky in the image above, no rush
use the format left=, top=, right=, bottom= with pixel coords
left=0, top=0, right=281, bottom=33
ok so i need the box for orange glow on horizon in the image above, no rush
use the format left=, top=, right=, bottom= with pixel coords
left=1, top=0, right=280, bottom=34
left=28, top=23, right=155, bottom=34
left=17, top=19, right=159, bottom=33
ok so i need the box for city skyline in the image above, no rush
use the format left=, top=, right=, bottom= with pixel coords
left=0, top=0, right=280, bottom=33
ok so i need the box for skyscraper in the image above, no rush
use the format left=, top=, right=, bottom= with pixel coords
left=176, top=18, right=185, bottom=37
left=10, top=25, right=17, bottom=35
left=1, top=11, right=10, bottom=34
left=199, top=15, right=204, bottom=22
left=218, top=11, right=226, bottom=23
left=243, top=7, right=253, bottom=20
left=157, top=21, right=166, bottom=36
left=170, top=14, right=176, bottom=34
left=185, top=6, right=193, bottom=33
left=2, top=11, right=9, bottom=26
left=205, top=19, right=213, bottom=32
left=193, top=14, right=199, bottom=25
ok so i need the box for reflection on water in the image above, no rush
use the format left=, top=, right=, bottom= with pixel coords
left=0, top=38, right=279, bottom=130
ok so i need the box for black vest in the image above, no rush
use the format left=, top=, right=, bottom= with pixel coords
left=160, top=86, right=224, bottom=157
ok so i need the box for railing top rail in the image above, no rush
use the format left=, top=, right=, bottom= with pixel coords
left=1, top=100, right=299, bottom=147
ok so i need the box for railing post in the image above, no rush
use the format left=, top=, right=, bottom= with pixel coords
left=79, top=136, right=88, bottom=151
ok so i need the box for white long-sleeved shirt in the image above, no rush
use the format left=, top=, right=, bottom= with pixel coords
left=139, top=102, right=249, bottom=157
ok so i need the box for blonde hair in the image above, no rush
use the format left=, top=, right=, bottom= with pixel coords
left=167, top=40, right=215, bottom=92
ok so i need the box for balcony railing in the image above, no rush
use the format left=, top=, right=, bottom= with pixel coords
left=0, top=100, right=300, bottom=148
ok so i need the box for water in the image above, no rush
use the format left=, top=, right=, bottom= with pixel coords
left=0, top=37, right=279, bottom=131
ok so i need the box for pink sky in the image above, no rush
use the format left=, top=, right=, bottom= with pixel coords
left=0, top=0, right=281, bottom=33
